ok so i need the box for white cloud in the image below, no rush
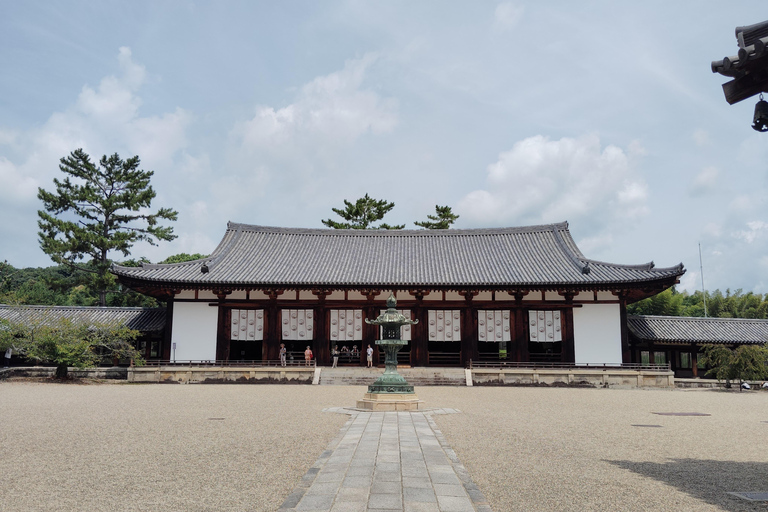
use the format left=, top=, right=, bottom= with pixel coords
left=493, top=3, right=524, bottom=31
left=0, top=157, right=38, bottom=204
left=234, top=54, right=397, bottom=153
left=732, top=221, right=768, bottom=244
left=692, top=129, right=710, bottom=147
left=689, top=166, right=718, bottom=196
left=458, top=135, right=649, bottom=238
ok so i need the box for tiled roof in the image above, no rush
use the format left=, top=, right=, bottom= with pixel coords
left=628, top=315, right=768, bottom=345
left=112, top=222, right=684, bottom=290
left=0, top=305, right=166, bottom=332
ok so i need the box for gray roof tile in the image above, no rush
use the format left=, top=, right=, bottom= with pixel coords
left=628, top=315, right=768, bottom=344
left=0, top=305, right=165, bottom=332
left=112, top=222, right=685, bottom=289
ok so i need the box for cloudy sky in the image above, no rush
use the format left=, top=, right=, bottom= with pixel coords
left=1, top=1, right=766, bottom=294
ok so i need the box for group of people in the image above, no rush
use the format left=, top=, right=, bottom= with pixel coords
left=332, top=344, right=375, bottom=368
left=278, top=343, right=375, bottom=368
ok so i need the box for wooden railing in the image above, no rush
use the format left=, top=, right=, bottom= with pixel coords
left=428, top=352, right=462, bottom=366
left=468, top=360, right=671, bottom=371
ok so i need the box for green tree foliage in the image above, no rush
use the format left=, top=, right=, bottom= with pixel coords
left=322, top=194, right=405, bottom=229
left=627, top=286, right=768, bottom=319
left=158, top=253, right=208, bottom=264
left=2, top=316, right=142, bottom=379
left=37, top=149, right=178, bottom=306
left=700, top=344, right=768, bottom=388
left=0, top=261, right=159, bottom=308
left=414, top=205, right=460, bottom=229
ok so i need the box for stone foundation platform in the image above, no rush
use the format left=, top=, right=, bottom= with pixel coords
left=355, top=392, right=424, bottom=411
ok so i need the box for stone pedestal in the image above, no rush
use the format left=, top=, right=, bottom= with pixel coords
left=356, top=392, right=423, bottom=411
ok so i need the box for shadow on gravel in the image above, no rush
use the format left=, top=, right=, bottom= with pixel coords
left=606, top=458, right=768, bottom=511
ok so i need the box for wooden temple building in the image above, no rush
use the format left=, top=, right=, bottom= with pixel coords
left=112, top=222, right=686, bottom=368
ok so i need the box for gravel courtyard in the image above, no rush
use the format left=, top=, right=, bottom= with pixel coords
left=1, top=381, right=766, bottom=512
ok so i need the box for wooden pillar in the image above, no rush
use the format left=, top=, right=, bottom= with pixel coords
left=691, top=343, right=699, bottom=377
left=619, top=295, right=631, bottom=364
left=214, top=290, right=231, bottom=362
left=313, top=289, right=329, bottom=366
left=264, top=289, right=283, bottom=361
left=162, top=295, right=175, bottom=361
left=215, top=306, right=229, bottom=361
left=409, top=290, right=428, bottom=366
left=362, top=289, right=382, bottom=366
left=459, top=291, right=478, bottom=367
left=559, top=291, right=575, bottom=363
left=363, top=304, right=378, bottom=366
left=512, top=291, right=529, bottom=362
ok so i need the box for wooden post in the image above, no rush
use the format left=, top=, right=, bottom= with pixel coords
left=618, top=294, right=631, bottom=364
left=264, top=289, right=283, bottom=361
left=409, top=290, right=428, bottom=366
left=691, top=343, right=699, bottom=378
left=459, top=291, right=478, bottom=367
left=560, top=291, right=576, bottom=363
left=313, top=289, right=329, bottom=366
left=162, top=295, right=175, bottom=361
left=512, top=291, right=529, bottom=363
left=214, top=290, right=231, bottom=362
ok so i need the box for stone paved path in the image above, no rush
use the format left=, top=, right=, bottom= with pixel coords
left=279, top=408, right=492, bottom=512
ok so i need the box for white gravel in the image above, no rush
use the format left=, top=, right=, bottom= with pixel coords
left=420, top=386, right=768, bottom=512
left=2, top=382, right=767, bottom=512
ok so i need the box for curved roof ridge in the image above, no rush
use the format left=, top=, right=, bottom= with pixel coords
left=226, top=221, right=570, bottom=236
left=551, top=225, right=590, bottom=274
left=582, top=258, right=683, bottom=273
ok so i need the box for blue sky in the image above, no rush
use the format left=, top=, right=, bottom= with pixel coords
left=1, top=1, right=767, bottom=294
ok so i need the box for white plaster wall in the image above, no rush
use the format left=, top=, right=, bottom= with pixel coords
left=572, top=304, right=622, bottom=365
left=171, top=302, right=218, bottom=361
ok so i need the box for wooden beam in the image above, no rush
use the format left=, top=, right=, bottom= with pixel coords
left=722, top=69, right=768, bottom=104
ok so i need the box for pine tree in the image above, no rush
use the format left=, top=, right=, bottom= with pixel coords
left=37, top=149, right=177, bottom=306
left=414, top=205, right=459, bottom=229
left=322, top=194, right=404, bottom=229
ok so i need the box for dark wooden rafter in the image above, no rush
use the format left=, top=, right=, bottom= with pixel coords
left=212, top=289, right=232, bottom=300
left=408, top=289, right=431, bottom=301
left=359, top=289, right=382, bottom=302
left=311, top=288, right=329, bottom=301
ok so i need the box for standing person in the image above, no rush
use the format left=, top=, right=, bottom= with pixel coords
left=3, top=347, right=11, bottom=368
left=366, top=344, right=374, bottom=368
left=304, top=346, right=313, bottom=367
left=332, top=345, right=339, bottom=368
left=279, top=343, right=287, bottom=367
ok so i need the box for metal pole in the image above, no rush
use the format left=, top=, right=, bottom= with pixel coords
left=699, top=243, right=708, bottom=317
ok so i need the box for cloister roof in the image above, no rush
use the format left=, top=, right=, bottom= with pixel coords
left=628, top=315, right=768, bottom=345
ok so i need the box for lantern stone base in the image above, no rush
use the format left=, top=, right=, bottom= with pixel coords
left=356, top=393, right=423, bottom=411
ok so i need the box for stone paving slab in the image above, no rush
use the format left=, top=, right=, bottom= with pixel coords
left=279, top=408, right=491, bottom=512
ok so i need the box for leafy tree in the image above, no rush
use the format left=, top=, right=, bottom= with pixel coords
left=322, top=194, right=404, bottom=229
left=700, top=344, right=768, bottom=389
left=38, top=149, right=178, bottom=306
left=414, top=205, right=460, bottom=229
left=159, top=253, right=208, bottom=264
left=627, top=288, right=683, bottom=316
left=4, top=317, right=142, bottom=379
